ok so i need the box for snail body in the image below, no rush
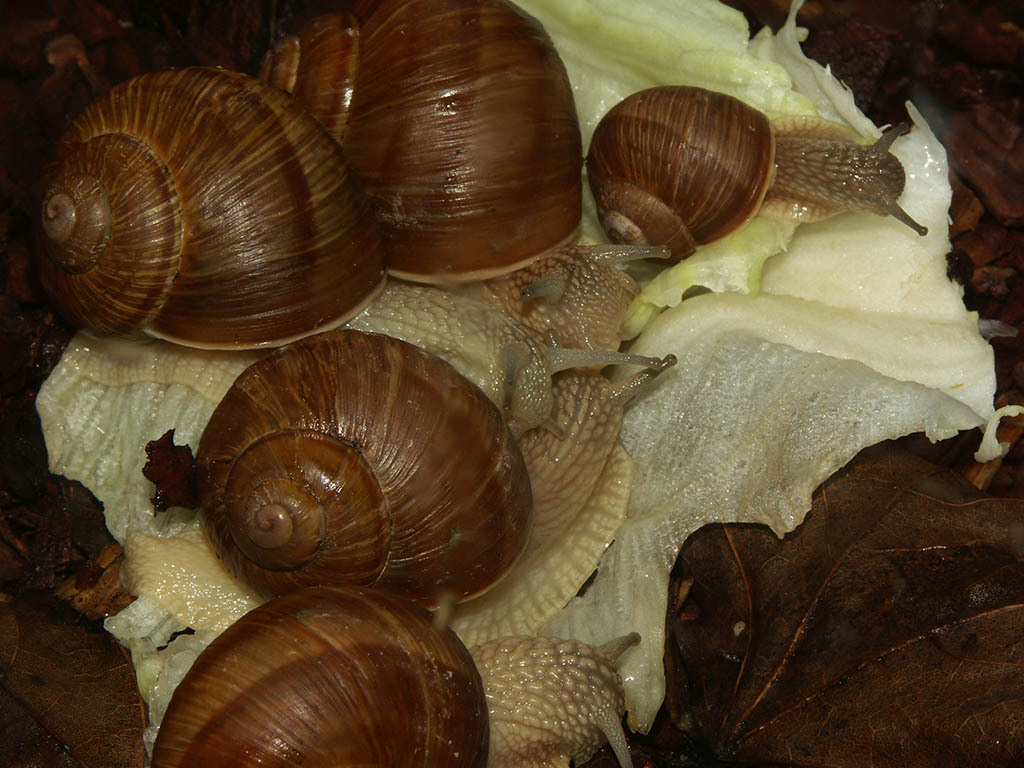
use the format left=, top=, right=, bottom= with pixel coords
left=472, top=633, right=640, bottom=768
left=466, top=243, right=665, bottom=352
left=586, top=85, right=927, bottom=262
left=346, top=280, right=559, bottom=432
left=261, top=0, right=583, bottom=281
left=197, top=329, right=532, bottom=607
left=36, top=67, right=385, bottom=349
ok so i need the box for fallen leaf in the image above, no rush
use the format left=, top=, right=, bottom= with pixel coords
left=0, top=594, right=146, bottom=768
left=1, top=475, right=110, bottom=594
left=670, top=443, right=1024, bottom=767
left=142, top=430, right=197, bottom=513
left=54, top=543, right=135, bottom=621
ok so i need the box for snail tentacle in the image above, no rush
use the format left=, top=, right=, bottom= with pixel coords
left=770, top=120, right=928, bottom=235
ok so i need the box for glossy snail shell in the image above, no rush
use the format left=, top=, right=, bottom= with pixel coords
left=151, top=586, right=489, bottom=767
left=586, top=86, right=774, bottom=262
left=261, top=0, right=583, bottom=281
left=197, top=329, right=532, bottom=606
left=36, top=67, right=385, bottom=349
left=586, top=85, right=925, bottom=261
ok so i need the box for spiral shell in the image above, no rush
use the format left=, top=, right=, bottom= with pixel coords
left=36, top=67, right=385, bottom=348
left=197, top=329, right=532, bottom=606
left=586, top=85, right=774, bottom=262
left=151, top=586, right=488, bottom=767
left=261, top=0, right=583, bottom=281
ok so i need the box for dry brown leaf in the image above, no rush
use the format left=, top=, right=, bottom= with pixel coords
left=669, top=443, right=1024, bottom=767
left=0, top=595, right=146, bottom=768
left=142, top=430, right=197, bottom=513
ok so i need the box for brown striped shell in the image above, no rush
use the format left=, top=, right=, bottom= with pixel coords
left=196, top=329, right=532, bottom=607
left=586, top=85, right=775, bottom=263
left=151, top=586, right=489, bottom=768
left=36, top=67, right=385, bottom=349
left=260, top=0, right=583, bottom=282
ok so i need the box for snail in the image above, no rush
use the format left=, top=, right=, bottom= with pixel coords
left=259, top=0, right=583, bottom=281
left=196, top=329, right=532, bottom=607
left=35, top=66, right=386, bottom=349
left=151, top=585, right=638, bottom=767
left=586, top=85, right=928, bottom=262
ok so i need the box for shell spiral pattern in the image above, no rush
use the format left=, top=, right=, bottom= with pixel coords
left=197, top=329, right=533, bottom=606
left=36, top=67, right=386, bottom=348
left=586, top=85, right=775, bottom=261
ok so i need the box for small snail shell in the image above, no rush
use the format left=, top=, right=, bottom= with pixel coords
left=36, top=67, right=385, bottom=349
left=260, top=0, right=583, bottom=281
left=586, top=85, right=927, bottom=262
left=197, top=329, right=532, bottom=607
left=151, top=586, right=490, bottom=767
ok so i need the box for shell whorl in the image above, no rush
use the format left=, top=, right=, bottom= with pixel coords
left=198, top=329, right=533, bottom=607
left=37, top=67, right=386, bottom=348
left=37, top=130, right=183, bottom=336
left=221, top=429, right=388, bottom=581
left=151, top=586, right=489, bottom=768
left=261, top=11, right=359, bottom=144
left=39, top=173, right=111, bottom=271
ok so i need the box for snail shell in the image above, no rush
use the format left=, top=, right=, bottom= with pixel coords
left=586, top=85, right=926, bottom=262
left=151, top=585, right=489, bottom=767
left=261, top=0, right=583, bottom=281
left=36, top=67, right=385, bottom=349
left=197, top=329, right=532, bottom=607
